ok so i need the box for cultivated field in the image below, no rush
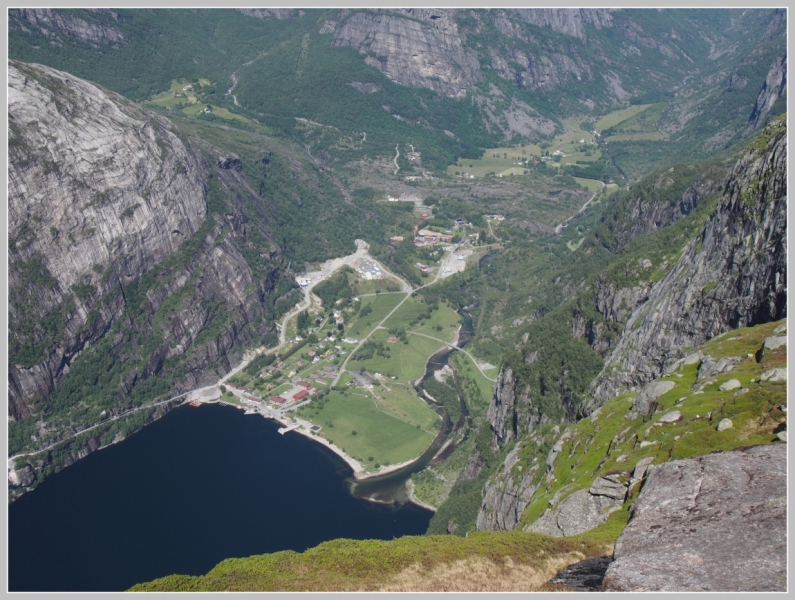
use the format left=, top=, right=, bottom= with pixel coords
left=306, top=391, right=436, bottom=468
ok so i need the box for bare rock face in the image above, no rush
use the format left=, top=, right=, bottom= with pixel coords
left=8, top=60, right=207, bottom=419
left=591, top=120, right=787, bottom=404
left=331, top=10, right=482, bottom=98
left=237, top=8, right=298, bottom=21
left=11, top=8, right=124, bottom=46
left=8, top=61, right=281, bottom=499
left=511, top=8, right=614, bottom=41
left=476, top=442, right=540, bottom=531
left=602, top=443, right=786, bottom=591
left=749, top=52, right=786, bottom=130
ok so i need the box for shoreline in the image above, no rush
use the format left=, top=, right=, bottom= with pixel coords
left=405, top=478, right=437, bottom=512
left=214, top=398, right=428, bottom=481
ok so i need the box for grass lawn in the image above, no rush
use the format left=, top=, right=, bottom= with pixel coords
left=446, top=144, right=540, bottom=178
left=593, top=104, right=653, bottom=133
left=573, top=177, right=604, bottom=193
left=448, top=353, right=494, bottom=419
left=347, top=272, right=403, bottom=295
left=604, top=131, right=669, bottom=142
left=371, top=384, right=440, bottom=432
left=496, top=167, right=530, bottom=177
left=444, top=135, right=602, bottom=179
left=346, top=293, right=406, bottom=338
left=303, top=391, right=435, bottom=467
left=383, top=296, right=460, bottom=342
left=349, top=329, right=445, bottom=383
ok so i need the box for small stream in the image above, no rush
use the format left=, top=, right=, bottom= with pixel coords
left=347, top=309, right=475, bottom=506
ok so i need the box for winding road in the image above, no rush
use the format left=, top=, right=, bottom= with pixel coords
left=393, top=144, right=400, bottom=175
left=554, top=181, right=604, bottom=234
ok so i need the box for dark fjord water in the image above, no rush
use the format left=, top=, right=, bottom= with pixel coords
left=8, top=403, right=431, bottom=591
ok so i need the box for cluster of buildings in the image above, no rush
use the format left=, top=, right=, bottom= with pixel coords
left=270, top=381, right=322, bottom=405
left=386, top=192, right=423, bottom=205
left=414, top=229, right=453, bottom=248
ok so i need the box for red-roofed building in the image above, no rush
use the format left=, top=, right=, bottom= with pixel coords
left=293, top=389, right=310, bottom=401
left=298, top=382, right=312, bottom=389
left=388, top=336, right=398, bottom=343
left=270, top=396, right=287, bottom=405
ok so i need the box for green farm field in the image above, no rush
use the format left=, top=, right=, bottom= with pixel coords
left=573, top=177, right=605, bottom=193
left=370, top=384, right=441, bottom=432
left=382, top=297, right=461, bottom=343
left=604, top=131, right=670, bottom=142
left=593, top=104, right=653, bottom=132
left=348, top=329, right=446, bottom=383
left=305, top=391, right=435, bottom=468
left=345, top=293, right=406, bottom=338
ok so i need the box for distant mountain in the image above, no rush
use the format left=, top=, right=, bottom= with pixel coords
left=9, top=8, right=786, bottom=175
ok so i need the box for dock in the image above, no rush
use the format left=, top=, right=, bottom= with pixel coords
left=278, top=423, right=300, bottom=435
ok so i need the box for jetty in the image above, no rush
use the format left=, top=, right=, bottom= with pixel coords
left=278, top=423, right=300, bottom=435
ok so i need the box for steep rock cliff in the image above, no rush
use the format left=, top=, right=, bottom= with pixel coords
left=8, top=61, right=281, bottom=497
left=11, top=8, right=124, bottom=46
left=590, top=118, right=786, bottom=405
left=477, top=119, right=785, bottom=533
left=748, top=52, right=787, bottom=129
left=330, top=9, right=482, bottom=99
left=8, top=60, right=206, bottom=418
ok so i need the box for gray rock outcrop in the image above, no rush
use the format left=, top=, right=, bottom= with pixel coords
left=757, top=334, right=787, bottom=360
left=8, top=61, right=281, bottom=498
left=11, top=8, right=124, bottom=46
left=524, top=474, right=628, bottom=537
left=331, top=10, right=482, bottom=99
left=632, top=380, right=676, bottom=415
left=591, top=119, right=787, bottom=404
left=602, top=443, right=786, bottom=591
left=475, top=442, right=540, bottom=531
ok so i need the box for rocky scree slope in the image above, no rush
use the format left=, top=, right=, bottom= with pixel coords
left=8, top=61, right=281, bottom=498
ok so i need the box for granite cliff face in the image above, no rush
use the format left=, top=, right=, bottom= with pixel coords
left=8, top=60, right=206, bottom=418
left=590, top=119, right=786, bottom=405
left=330, top=9, right=481, bottom=99
left=603, top=444, right=786, bottom=591
left=11, top=8, right=124, bottom=46
left=749, top=52, right=787, bottom=129
left=485, top=160, right=730, bottom=448
left=8, top=61, right=280, bottom=496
